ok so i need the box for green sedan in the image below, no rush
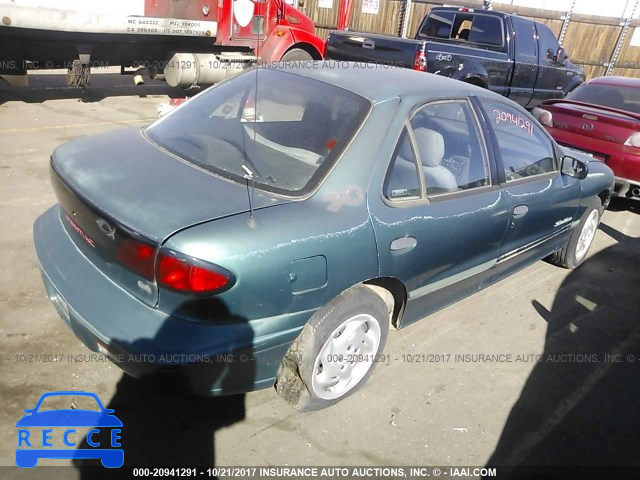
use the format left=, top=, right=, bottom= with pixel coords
left=34, top=62, right=614, bottom=411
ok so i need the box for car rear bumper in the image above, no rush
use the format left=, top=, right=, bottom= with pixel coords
left=33, top=205, right=314, bottom=395
left=549, top=127, right=640, bottom=197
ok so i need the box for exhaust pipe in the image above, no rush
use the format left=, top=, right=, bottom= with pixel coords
left=149, top=69, right=165, bottom=81
left=133, top=68, right=147, bottom=86
left=631, top=187, right=640, bottom=197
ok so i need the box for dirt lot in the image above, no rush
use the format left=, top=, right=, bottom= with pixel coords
left=0, top=71, right=639, bottom=480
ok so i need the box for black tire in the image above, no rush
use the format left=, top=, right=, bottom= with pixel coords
left=275, top=285, right=390, bottom=412
left=280, top=48, right=314, bottom=62
left=548, top=197, right=604, bottom=269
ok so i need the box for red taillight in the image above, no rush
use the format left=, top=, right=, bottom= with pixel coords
left=413, top=49, right=427, bottom=72
left=117, top=239, right=156, bottom=280
left=158, top=253, right=230, bottom=293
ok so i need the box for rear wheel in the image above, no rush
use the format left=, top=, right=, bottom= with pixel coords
left=548, top=197, right=603, bottom=269
left=275, top=285, right=390, bottom=411
left=280, top=48, right=313, bottom=62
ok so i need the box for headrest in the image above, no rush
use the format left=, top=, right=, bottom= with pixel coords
left=413, top=128, right=445, bottom=168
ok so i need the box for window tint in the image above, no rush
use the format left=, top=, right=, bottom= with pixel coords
left=421, top=11, right=503, bottom=47
left=467, top=15, right=503, bottom=46
left=567, top=83, right=640, bottom=114
left=410, top=101, right=490, bottom=195
left=146, top=69, right=370, bottom=196
left=536, top=23, right=560, bottom=62
left=512, top=17, right=537, bottom=59
left=384, top=127, right=421, bottom=201
left=418, top=11, right=455, bottom=39
left=482, top=100, right=556, bottom=181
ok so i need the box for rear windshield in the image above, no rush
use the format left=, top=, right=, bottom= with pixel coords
left=567, top=83, right=640, bottom=115
left=146, top=69, right=371, bottom=196
left=418, top=11, right=503, bottom=48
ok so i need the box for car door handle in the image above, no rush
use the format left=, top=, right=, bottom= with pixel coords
left=513, top=205, right=529, bottom=218
left=390, top=236, right=417, bottom=252
left=362, top=39, right=375, bottom=49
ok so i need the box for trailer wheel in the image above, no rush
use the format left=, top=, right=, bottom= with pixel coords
left=280, top=48, right=313, bottom=62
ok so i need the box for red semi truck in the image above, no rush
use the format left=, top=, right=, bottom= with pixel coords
left=0, top=0, right=324, bottom=88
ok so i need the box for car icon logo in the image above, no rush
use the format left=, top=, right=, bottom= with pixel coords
left=15, top=391, right=123, bottom=468
left=581, top=123, right=594, bottom=131
left=96, top=218, right=116, bottom=240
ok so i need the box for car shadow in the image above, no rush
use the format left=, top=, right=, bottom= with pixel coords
left=73, top=298, right=254, bottom=478
left=486, top=223, right=640, bottom=479
left=0, top=73, right=199, bottom=104
left=607, top=197, right=640, bottom=216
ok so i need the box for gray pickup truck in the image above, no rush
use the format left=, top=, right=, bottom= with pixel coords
left=325, top=6, right=585, bottom=108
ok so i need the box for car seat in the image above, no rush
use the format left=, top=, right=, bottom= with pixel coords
left=413, top=128, right=458, bottom=193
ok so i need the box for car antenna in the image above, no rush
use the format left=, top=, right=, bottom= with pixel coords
left=245, top=24, right=260, bottom=230
left=243, top=164, right=257, bottom=229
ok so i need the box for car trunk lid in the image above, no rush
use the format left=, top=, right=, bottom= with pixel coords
left=544, top=100, right=640, bottom=152
left=51, top=127, right=290, bottom=306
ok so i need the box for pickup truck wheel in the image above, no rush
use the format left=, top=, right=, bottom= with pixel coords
left=275, top=285, right=389, bottom=411
left=548, top=198, right=603, bottom=269
left=280, top=48, right=313, bottom=62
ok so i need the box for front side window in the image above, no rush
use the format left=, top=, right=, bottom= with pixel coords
left=481, top=99, right=556, bottom=181
left=536, top=23, right=560, bottom=62
left=146, top=69, right=371, bottom=196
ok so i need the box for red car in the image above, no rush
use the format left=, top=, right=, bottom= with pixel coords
left=533, top=76, right=640, bottom=200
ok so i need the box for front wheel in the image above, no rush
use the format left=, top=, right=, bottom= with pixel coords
left=280, top=48, right=313, bottom=62
left=275, top=285, right=390, bottom=411
left=548, top=198, right=603, bottom=269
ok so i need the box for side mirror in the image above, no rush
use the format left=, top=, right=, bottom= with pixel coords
left=554, top=47, right=566, bottom=63
left=562, top=155, right=588, bottom=179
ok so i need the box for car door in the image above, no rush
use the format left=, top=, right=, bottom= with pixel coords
left=475, top=97, right=582, bottom=278
left=231, top=0, right=269, bottom=41
left=369, top=99, right=511, bottom=327
left=532, top=22, right=570, bottom=104
left=508, top=16, right=538, bottom=107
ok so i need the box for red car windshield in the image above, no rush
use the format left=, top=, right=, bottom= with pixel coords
left=567, top=83, right=640, bottom=115
left=146, top=68, right=370, bottom=197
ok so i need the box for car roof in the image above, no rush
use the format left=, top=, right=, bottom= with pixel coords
left=432, top=6, right=508, bottom=18
left=587, top=76, right=640, bottom=88
left=268, top=61, right=504, bottom=105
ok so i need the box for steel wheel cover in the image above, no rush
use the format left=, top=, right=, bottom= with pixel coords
left=311, top=313, right=382, bottom=400
left=575, top=209, right=599, bottom=263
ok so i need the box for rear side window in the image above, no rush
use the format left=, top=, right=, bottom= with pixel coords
left=512, top=17, right=537, bottom=59
left=481, top=99, right=556, bottom=181
left=411, top=101, right=490, bottom=195
left=384, top=100, right=491, bottom=202
left=384, top=127, right=422, bottom=201
left=466, top=15, right=503, bottom=47
left=146, top=69, right=370, bottom=197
